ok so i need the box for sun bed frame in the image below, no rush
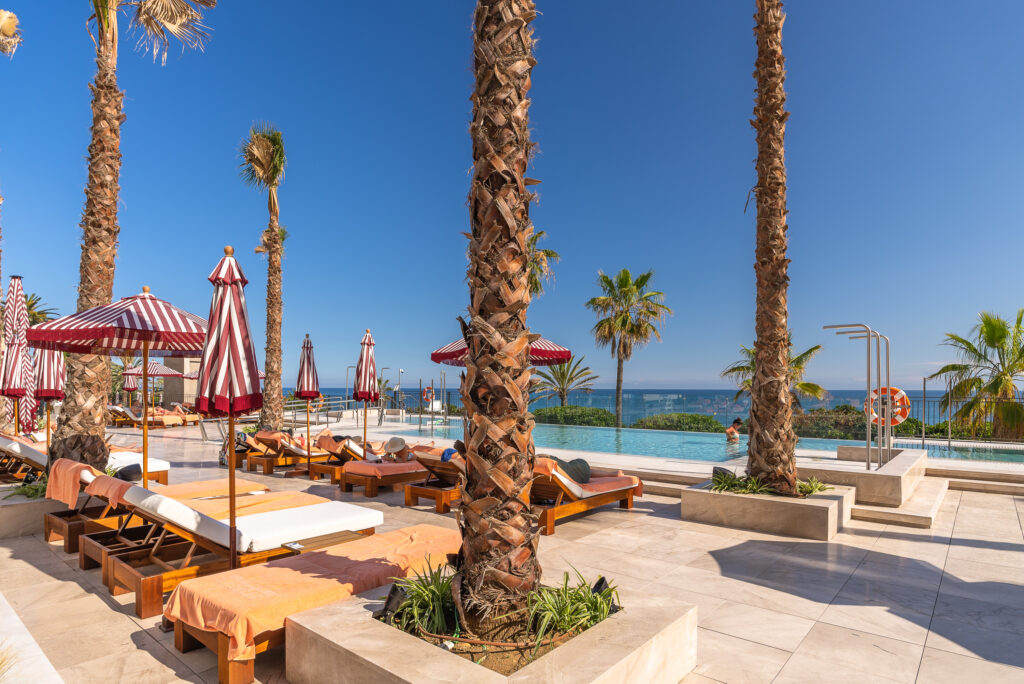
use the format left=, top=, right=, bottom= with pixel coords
left=246, top=435, right=332, bottom=475
left=175, top=620, right=280, bottom=684
left=404, top=454, right=463, bottom=513
left=0, top=436, right=47, bottom=483
left=113, top=406, right=183, bottom=429
left=531, top=465, right=639, bottom=535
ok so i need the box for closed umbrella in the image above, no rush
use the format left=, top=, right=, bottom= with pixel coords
left=123, top=362, right=183, bottom=417
left=122, top=372, right=139, bottom=406
left=430, top=335, right=571, bottom=367
left=353, top=329, right=379, bottom=452
left=194, top=246, right=262, bottom=569
left=28, top=286, right=207, bottom=486
left=294, top=334, right=319, bottom=476
left=33, top=348, right=65, bottom=455
left=0, top=276, right=36, bottom=434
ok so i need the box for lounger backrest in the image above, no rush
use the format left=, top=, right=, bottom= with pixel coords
left=0, top=435, right=48, bottom=471
left=415, top=454, right=463, bottom=486
left=121, top=486, right=234, bottom=550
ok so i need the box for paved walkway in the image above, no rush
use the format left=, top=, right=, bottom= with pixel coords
left=0, top=426, right=1022, bottom=682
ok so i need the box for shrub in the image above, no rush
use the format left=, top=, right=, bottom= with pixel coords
left=631, top=413, right=726, bottom=433
left=533, top=406, right=616, bottom=427
left=391, top=565, right=456, bottom=635
left=528, top=569, right=618, bottom=651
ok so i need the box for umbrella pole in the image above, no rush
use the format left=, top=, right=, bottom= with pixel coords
left=228, top=412, right=237, bottom=570
left=142, top=344, right=149, bottom=489
left=306, top=398, right=311, bottom=477
left=12, top=398, right=18, bottom=434
left=363, top=400, right=368, bottom=453
left=45, top=402, right=51, bottom=457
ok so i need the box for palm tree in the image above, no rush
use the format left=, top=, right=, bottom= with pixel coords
left=746, top=0, right=798, bottom=496
left=586, top=269, right=672, bottom=428
left=458, top=0, right=541, bottom=621
left=239, top=124, right=286, bottom=431
left=929, top=310, right=1024, bottom=440
left=722, top=335, right=824, bottom=412
left=526, top=230, right=559, bottom=296
left=533, top=355, right=597, bottom=407
left=0, top=9, right=21, bottom=57
left=54, top=1, right=217, bottom=469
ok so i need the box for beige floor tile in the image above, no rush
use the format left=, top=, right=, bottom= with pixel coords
left=932, top=593, right=1024, bottom=637
left=700, top=600, right=814, bottom=651
left=917, top=647, right=1024, bottom=683
left=940, top=557, right=1024, bottom=608
left=925, top=616, right=1024, bottom=669
left=681, top=673, right=723, bottom=683
left=945, top=542, right=1024, bottom=569
left=773, top=622, right=922, bottom=683
left=692, top=628, right=791, bottom=684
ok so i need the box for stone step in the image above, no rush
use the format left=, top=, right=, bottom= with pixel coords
left=946, top=478, right=1024, bottom=496
left=850, top=477, right=949, bottom=528
left=925, top=465, right=1024, bottom=484
left=640, top=480, right=687, bottom=498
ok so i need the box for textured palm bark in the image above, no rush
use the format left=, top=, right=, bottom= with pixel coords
left=614, top=353, right=624, bottom=428
left=458, top=0, right=541, bottom=617
left=52, top=26, right=123, bottom=469
left=260, top=204, right=284, bottom=430
left=0, top=193, right=6, bottom=430
left=747, top=0, right=797, bottom=495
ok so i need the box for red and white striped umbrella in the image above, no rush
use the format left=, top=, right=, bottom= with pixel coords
left=183, top=368, right=263, bottom=380
left=28, top=287, right=207, bottom=356
left=122, top=373, right=139, bottom=393
left=33, top=349, right=65, bottom=401
left=123, top=362, right=183, bottom=378
left=194, top=247, right=262, bottom=569
left=354, top=329, right=379, bottom=403
left=430, top=335, right=571, bottom=367
left=295, top=335, right=319, bottom=400
left=1, top=276, right=36, bottom=431
left=195, top=248, right=262, bottom=416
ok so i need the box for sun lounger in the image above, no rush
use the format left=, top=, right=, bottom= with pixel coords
left=340, top=453, right=431, bottom=498
left=307, top=438, right=388, bottom=483
left=531, top=457, right=643, bottom=535
left=246, top=431, right=333, bottom=475
left=111, top=405, right=183, bottom=429
left=107, top=487, right=380, bottom=618
left=165, top=524, right=460, bottom=684
left=0, top=434, right=47, bottom=483
left=404, top=448, right=463, bottom=512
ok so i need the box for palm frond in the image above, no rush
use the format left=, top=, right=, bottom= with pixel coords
left=127, top=0, right=217, bottom=65
left=239, top=123, right=286, bottom=189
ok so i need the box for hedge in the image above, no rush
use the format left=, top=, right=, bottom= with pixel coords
left=533, top=406, right=616, bottom=427
left=631, top=413, right=726, bottom=433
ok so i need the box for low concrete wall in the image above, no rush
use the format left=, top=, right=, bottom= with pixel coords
left=679, top=483, right=854, bottom=541
left=286, top=586, right=698, bottom=684
left=801, top=449, right=926, bottom=507
left=0, top=493, right=64, bottom=539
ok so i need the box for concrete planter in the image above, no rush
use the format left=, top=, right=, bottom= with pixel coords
left=0, top=492, right=65, bottom=539
left=679, top=482, right=855, bottom=541
left=286, top=587, right=698, bottom=684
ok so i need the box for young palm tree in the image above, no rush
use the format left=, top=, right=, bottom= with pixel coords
left=746, top=0, right=798, bottom=495
left=458, top=0, right=541, bottom=621
left=239, top=124, right=286, bottom=431
left=586, top=269, right=672, bottom=428
left=533, top=355, right=597, bottom=407
left=54, top=1, right=217, bottom=468
left=930, top=310, right=1024, bottom=439
left=722, top=335, right=824, bottom=412
left=526, top=230, right=559, bottom=296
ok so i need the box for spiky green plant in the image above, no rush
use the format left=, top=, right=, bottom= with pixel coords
left=528, top=569, right=617, bottom=651
left=798, top=477, right=832, bottom=496
left=391, top=565, right=456, bottom=635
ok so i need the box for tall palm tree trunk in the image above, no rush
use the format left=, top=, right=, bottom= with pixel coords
left=615, top=352, right=624, bottom=428
left=53, top=14, right=122, bottom=468
left=0, top=192, right=6, bottom=430
left=260, top=195, right=284, bottom=430
left=458, top=0, right=541, bottom=619
left=747, top=0, right=797, bottom=495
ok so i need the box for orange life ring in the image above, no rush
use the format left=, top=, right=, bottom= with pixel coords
left=422, top=387, right=434, bottom=403
left=864, top=387, right=911, bottom=426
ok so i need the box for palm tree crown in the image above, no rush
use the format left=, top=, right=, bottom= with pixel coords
left=0, top=9, right=22, bottom=56
left=526, top=230, right=560, bottom=296
left=929, top=310, right=1024, bottom=438
left=533, top=355, right=597, bottom=407
left=722, top=335, right=824, bottom=410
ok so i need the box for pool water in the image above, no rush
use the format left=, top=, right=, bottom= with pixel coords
left=396, top=420, right=1024, bottom=463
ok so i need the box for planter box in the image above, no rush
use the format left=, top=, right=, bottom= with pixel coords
left=0, top=492, right=65, bottom=539
left=679, top=482, right=855, bottom=541
left=802, top=449, right=926, bottom=507
left=286, top=587, right=698, bottom=684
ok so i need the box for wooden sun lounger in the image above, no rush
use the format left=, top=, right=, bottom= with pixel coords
left=308, top=437, right=386, bottom=483
left=0, top=435, right=47, bottom=484
left=531, top=457, right=642, bottom=535
left=166, top=524, right=460, bottom=684
left=111, top=406, right=183, bottom=429
left=404, top=450, right=463, bottom=513
left=246, top=433, right=332, bottom=475
left=340, top=460, right=429, bottom=498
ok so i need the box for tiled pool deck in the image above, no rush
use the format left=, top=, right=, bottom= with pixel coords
left=1, top=422, right=1022, bottom=683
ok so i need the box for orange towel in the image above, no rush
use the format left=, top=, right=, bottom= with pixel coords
left=343, top=460, right=426, bottom=478
left=164, top=524, right=460, bottom=661
left=153, top=478, right=269, bottom=500
left=45, top=458, right=102, bottom=508
left=534, top=457, right=643, bottom=497
left=83, top=475, right=133, bottom=509
left=185, top=491, right=326, bottom=519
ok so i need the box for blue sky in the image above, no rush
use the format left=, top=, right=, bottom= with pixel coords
left=2, top=1, right=1022, bottom=391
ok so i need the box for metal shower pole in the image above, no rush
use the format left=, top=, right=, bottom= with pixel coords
left=825, top=324, right=874, bottom=471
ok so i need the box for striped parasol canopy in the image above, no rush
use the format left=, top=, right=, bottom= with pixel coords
left=1, top=276, right=37, bottom=431
left=194, top=247, right=263, bottom=417
left=27, top=287, right=207, bottom=356
left=182, top=368, right=263, bottom=380
left=33, top=349, right=66, bottom=401
left=353, top=329, right=379, bottom=403
left=122, top=373, right=139, bottom=393
left=430, top=335, right=571, bottom=367
left=123, top=362, right=183, bottom=378
left=295, top=334, right=319, bottom=400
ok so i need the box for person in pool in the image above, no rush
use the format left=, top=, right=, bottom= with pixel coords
left=726, top=418, right=743, bottom=442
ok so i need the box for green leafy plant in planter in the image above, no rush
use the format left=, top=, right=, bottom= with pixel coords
left=797, top=477, right=832, bottom=496
left=528, top=569, right=618, bottom=651
left=391, top=565, right=457, bottom=635
left=4, top=475, right=47, bottom=500
left=712, top=470, right=832, bottom=497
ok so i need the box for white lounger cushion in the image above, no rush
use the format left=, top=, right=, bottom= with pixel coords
left=120, top=487, right=384, bottom=553
left=344, top=438, right=383, bottom=463
left=0, top=436, right=47, bottom=471
left=107, top=452, right=170, bottom=473
left=550, top=469, right=636, bottom=500
left=228, top=501, right=384, bottom=553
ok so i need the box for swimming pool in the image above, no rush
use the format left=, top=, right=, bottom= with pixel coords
left=395, top=421, right=1024, bottom=463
